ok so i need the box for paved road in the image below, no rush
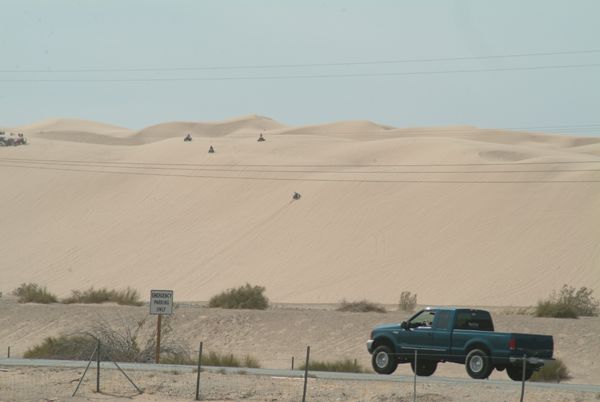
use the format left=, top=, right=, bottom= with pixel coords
left=2, top=358, right=600, bottom=394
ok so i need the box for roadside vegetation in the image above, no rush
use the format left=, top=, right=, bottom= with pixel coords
left=337, top=299, right=386, bottom=313
left=208, top=283, right=269, bottom=310
left=201, top=351, right=261, bottom=368
left=398, top=291, right=417, bottom=312
left=299, top=358, right=366, bottom=373
left=12, top=283, right=58, bottom=304
left=530, top=358, right=570, bottom=382
left=62, top=286, right=143, bottom=306
left=24, top=314, right=191, bottom=363
left=535, top=285, right=599, bottom=318
left=24, top=335, right=95, bottom=360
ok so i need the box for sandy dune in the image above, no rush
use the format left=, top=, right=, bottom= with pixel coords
left=1, top=116, right=599, bottom=307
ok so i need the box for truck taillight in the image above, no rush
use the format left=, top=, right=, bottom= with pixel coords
left=508, top=338, right=516, bottom=351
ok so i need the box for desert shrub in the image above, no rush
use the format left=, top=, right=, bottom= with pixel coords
left=535, top=285, right=599, bottom=318
left=24, top=313, right=191, bottom=363
left=24, top=335, right=95, bottom=360
left=201, top=351, right=260, bottom=368
left=208, top=283, right=269, bottom=310
left=111, top=287, right=143, bottom=306
left=337, top=299, right=386, bottom=313
left=12, top=283, right=58, bottom=304
left=530, top=358, right=570, bottom=382
left=535, top=301, right=578, bottom=318
left=62, top=286, right=143, bottom=306
left=299, top=358, right=366, bottom=373
left=399, top=291, right=417, bottom=312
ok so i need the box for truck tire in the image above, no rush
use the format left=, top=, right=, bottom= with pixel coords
left=410, top=359, right=438, bottom=376
left=506, top=365, right=534, bottom=381
left=371, top=345, right=398, bottom=375
left=465, top=349, right=493, bottom=379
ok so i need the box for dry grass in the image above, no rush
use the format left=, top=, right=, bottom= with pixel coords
left=61, top=287, right=143, bottom=306
left=299, top=358, right=367, bottom=373
left=337, top=299, right=386, bottom=313
left=12, top=283, right=58, bottom=304
left=208, top=283, right=269, bottom=310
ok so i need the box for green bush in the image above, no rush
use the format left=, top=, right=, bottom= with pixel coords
left=530, top=358, right=570, bottom=383
left=201, top=351, right=260, bottom=368
left=299, top=358, right=366, bottom=373
left=337, top=299, right=386, bottom=313
left=535, top=285, right=599, bottom=318
left=399, top=291, right=417, bottom=312
left=208, top=283, right=269, bottom=310
left=12, top=283, right=58, bottom=304
left=62, top=287, right=143, bottom=306
left=535, top=301, right=578, bottom=318
left=24, top=335, right=95, bottom=360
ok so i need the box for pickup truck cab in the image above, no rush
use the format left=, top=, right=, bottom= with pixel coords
left=367, top=307, right=553, bottom=381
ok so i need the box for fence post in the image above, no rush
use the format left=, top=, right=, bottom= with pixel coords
left=96, top=340, right=101, bottom=393
left=291, top=356, right=294, bottom=370
left=413, top=349, right=417, bottom=402
left=195, top=341, right=203, bottom=401
left=519, top=354, right=527, bottom=402
left=302, top=346, right=310, bottom=402
left=7, top=346, right=9, bottom=358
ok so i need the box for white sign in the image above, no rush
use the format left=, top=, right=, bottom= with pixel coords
left=150, top=289, right=173, bottom=315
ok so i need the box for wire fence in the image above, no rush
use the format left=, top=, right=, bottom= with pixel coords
left=1, top=342, right=588, bottom=402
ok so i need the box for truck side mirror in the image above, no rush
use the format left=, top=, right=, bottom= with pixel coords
left=400, top=321, right=409, bottom=330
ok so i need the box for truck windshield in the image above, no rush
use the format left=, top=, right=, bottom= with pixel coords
left=454, top=310, right=494, bottom=331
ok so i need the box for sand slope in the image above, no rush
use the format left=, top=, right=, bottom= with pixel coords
left=0, top=116, right=599, bottom=307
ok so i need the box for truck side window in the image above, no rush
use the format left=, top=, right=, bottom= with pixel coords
left=432, top=310, right=452, bottom=330
left=409, top=310, right=435, bottom=328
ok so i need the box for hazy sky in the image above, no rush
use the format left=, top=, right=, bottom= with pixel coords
left=2, top=0, right=599, bottom=134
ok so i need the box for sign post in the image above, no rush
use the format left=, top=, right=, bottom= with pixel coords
left=150, top=289, right=173, bottom=364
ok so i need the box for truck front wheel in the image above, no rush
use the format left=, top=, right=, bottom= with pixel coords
left=371, top=345, right=398, bottom=375
left=506, top=365, right=534, bottom=381
left=465, top=349, right=493, bottom=379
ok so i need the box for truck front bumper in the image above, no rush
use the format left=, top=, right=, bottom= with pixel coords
left=366, top=340, right=374, bottom=354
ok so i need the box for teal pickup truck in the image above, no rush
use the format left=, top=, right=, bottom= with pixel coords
left=367, top=307, right=554, bottom=381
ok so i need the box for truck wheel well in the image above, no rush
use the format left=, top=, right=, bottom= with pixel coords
left=466, top=343, right=490, bottom=356
left=373, top=338, right=395, bottom=353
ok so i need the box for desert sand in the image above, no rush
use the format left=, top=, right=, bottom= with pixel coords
left=0, top=115, right=599, bottom=306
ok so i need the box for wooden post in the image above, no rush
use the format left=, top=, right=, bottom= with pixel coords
left=155, top=315, right=162, bottom=364
left=291, top=356, right=294, bottom=370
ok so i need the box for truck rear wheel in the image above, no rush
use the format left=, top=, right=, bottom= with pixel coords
left=465, top=349, right=493, bottom=379
left=410, top=359, right=438, bottom=376
left=371, top=345, right=398, bottom=375
left=506, top=365, right=534, bottom=381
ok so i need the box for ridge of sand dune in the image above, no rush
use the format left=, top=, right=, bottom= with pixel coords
left=137, top=114, right=287, bottom=140
left=278, top=119, right=395, bottom=137
left=15, top=117, right=133, bottom=136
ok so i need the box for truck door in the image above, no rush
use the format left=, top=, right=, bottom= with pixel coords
left=398, top=310, right=437, bottom=358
